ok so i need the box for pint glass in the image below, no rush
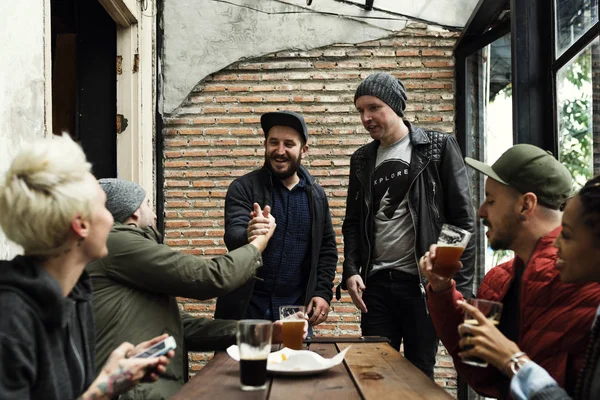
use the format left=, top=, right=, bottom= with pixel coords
left=279, top=305, right=306, bottom=350
left=433, top=224, right=472, bottom=278
left=237, top=320, right=272, bottom=391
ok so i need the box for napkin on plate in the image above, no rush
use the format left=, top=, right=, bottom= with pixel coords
left=226, top=345, right=351, bottom=372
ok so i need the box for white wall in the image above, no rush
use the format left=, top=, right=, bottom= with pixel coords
left=0, top=0, right=48, bottom=258
left=161, top=0, right=479, bottom=114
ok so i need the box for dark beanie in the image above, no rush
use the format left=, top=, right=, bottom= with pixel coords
left=354, top=72, right=407, bottom=117
left=98, top=178, right=146, bottom=223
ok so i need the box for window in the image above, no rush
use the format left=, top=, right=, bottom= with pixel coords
left=555, top=0, right=598, bottom=56
left=556, top=38, right=598, bottom=187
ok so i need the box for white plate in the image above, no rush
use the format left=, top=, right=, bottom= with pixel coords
left=225, top=345, right=351, bottom=376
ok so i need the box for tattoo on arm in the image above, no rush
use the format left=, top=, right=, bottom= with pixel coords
left=80, top=367, right=135, bottom=400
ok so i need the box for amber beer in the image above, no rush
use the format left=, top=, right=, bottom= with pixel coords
left=279, top=305, right=306, bottom=350
left=433, top=245, right=466, bottom=278
left=281, top=320, right=305, bottom=350
left=433, top=224, right=472, bottom=278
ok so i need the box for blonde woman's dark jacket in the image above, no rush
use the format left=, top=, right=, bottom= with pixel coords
left=0, top=256, right=95, bottom=399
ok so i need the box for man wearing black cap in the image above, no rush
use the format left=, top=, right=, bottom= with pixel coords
left=419, top=144, right=600, bottom=398
left=215, top=111, right=337, bottom=328
left=341, top=72, right=476, bottom=378
left=87, top=178, right=277, bottom=399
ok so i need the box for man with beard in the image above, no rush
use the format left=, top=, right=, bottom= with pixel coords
left=340, top=72, right=475, bottom=378
left=87, top=178, right=278, bottom=399
left=419, top=144, right=600, bottom=398
left=215, top=111, right=337, bottom=328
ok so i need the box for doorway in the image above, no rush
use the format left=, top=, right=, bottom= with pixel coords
left=51, top=0, right=117, bottom=178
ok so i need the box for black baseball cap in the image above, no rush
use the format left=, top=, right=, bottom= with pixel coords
left=260, top=111, right=308, bottom=143
left=465, top=144, right=573, bottom=209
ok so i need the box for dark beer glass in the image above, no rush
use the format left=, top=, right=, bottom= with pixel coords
left=237, top=320, right=272, bottom=391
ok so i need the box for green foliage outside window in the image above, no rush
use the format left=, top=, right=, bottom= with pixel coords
left=558, top=48, right=594, bottom=189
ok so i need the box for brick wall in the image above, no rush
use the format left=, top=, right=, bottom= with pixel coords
left=162, top=22, right=459, bottom=395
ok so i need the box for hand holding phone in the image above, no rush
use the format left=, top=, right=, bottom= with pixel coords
left=131, top=335, right=177, bottom=359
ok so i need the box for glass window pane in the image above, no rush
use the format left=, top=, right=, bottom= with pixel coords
left=556, top=37, right=598, bottom=188
left=555, top=0, right=598, bottom=57
left=485, top=34, right=514, bottom=273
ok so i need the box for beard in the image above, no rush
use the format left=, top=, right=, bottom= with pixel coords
left=265, top=152, right=302, bottom=180
left=484, top=212, right=521, bottom=251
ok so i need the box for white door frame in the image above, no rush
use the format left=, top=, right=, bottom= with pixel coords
left=45, top=0, right=155, bottom=202
left=101, top=0, right=156, bottom=203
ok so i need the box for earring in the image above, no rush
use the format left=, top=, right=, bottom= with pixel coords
left=77, top=237, right=84, bottom=247
left=519, top=215, right=526, bottom=221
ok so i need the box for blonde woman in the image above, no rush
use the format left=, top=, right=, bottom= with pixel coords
left=0, top=135, right=172, bottom=400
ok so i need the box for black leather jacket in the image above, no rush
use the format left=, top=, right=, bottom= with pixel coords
left=215, top=165, right=338, bottom=320
left=339, top=125, right=475, bottom=299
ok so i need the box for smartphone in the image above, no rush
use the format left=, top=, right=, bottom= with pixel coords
left=131, top=336, right=177, bottom=359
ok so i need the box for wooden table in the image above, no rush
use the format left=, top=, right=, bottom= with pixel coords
left=170, top=341, right=452, bottom=399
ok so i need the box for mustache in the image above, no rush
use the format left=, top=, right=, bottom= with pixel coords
left=482, top=219, right=491, bottom=227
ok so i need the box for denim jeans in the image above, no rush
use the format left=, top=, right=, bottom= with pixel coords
left=361, top=269, right=438, bottom=378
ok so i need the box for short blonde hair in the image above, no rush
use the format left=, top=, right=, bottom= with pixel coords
left=0, top=135, right=96, bottom=256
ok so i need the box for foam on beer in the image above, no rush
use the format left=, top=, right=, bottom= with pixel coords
left=239, top=343, right=270, bottom=360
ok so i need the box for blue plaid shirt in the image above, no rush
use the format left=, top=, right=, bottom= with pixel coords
left=245, top=175, right=312, bottom=321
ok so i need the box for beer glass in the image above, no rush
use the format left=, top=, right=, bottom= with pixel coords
left=279, top=305, right=306, bottom=350
left=237, top=320, right=272, bottom=391
left=461, top=298, right=503, bottom=367
left=433, top=224, right=472, bottom=278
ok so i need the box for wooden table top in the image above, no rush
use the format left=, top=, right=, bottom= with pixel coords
left=170, top=341, right=452, bottom=399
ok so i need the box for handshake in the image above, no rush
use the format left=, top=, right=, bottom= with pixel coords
left=246, top=203, right=276, bottom=252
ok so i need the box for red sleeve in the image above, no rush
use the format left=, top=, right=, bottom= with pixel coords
left=428, top=280, right=508, bottom=399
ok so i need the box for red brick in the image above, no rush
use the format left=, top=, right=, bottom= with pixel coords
left=203, top=106, right=229, bottom=114
left=165, top=239, right=189, bottom=246
left=165, top=117, right=191, bottom=125
left=395, top=49, right=420, bottom=56
left=165, top=161, right=187, bottom=168
left=423, top=60, right=455, bottom=68
left=192, top=117, right=216, bottom=125
left=179, top=128, right=204, bottom=135
left=238, top=96, right=264, bottom=103
left=214, top=96, right=237, bottom=103
left=202, top=85, right=227, bottom=92
left=204, top=248, right=227, bottom=255
left=230, top=128, right=255, bottom=135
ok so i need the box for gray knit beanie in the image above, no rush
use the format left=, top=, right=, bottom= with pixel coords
left=354, top=72, right=408, bottom=117
left=98, top=178, right=146, bottom=223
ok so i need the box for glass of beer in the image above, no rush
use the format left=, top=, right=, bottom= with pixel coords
left=433, top=224, right=472, bottom=278
left=461, top=298, right=503, bottom=367
left=279, top=305, right=306, bottom=350
left=237, top=320, right=272, bottom=391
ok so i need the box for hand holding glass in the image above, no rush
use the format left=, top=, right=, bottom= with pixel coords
left=237, top=320, right=272, bottom=391
left=461, top=298, right=503, bottom=367
left=279, top=305, right=306, bottom=350
left=433, top=224, right=472, bottom=278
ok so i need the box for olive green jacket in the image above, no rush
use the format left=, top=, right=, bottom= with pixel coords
left=87, top=223, right=263, bottom=399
